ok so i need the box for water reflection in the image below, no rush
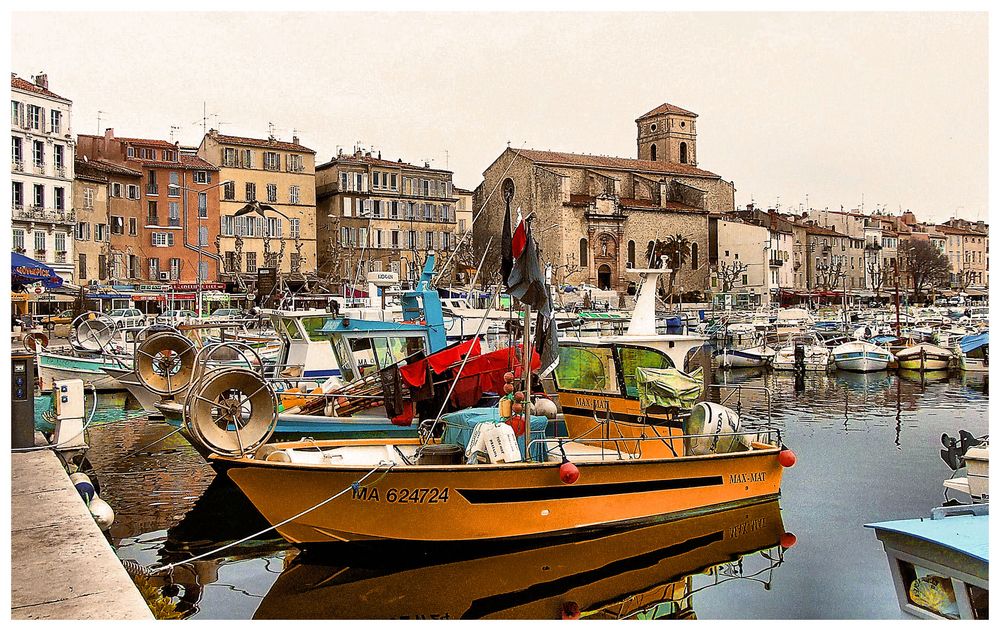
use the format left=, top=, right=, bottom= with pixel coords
left=254, top=500, right=790, bottom=620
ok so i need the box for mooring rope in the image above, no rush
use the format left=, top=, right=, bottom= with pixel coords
left=140, top=460, right=395, bottom=575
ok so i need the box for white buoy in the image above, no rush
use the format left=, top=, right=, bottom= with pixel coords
left=88, top=495, right=115, bottom=531
left=532, top=396, right=558, bottom=419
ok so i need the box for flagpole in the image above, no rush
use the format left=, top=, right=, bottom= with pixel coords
left=521, top=300, right=532, bottom=462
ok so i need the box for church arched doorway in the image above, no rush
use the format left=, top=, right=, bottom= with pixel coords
left=597, top=264, right=613, bottom=290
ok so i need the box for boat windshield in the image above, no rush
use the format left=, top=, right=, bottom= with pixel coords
left=554, top=346, right=620, bottom=395
left=618, top=346, right=674, bottom=398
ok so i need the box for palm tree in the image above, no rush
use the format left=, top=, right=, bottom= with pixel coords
left=645, top=233, right=692, bottom=298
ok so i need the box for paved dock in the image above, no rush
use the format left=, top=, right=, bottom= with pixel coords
left=11, top=445, right=153, bottom=620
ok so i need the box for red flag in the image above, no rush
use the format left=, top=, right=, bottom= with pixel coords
left=511, top=209, right=527, bottom=259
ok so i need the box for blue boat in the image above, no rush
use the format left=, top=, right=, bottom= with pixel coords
left=958, top=332, right=988, bottom=372
left=866, top=504, right=988, bottom=620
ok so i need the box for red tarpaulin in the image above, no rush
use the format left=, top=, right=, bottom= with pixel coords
left=448, top=344, right=541, bottom=409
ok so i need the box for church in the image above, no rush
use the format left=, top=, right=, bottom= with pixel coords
left=473, top=104, right=736, bottom=295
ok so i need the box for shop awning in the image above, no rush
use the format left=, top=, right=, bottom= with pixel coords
left=11, top=252, right=64, bottom=289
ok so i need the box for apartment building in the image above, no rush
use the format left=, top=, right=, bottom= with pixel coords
left=72, top=156, right=143, bottom=282
left=11, top=73, right=76, bottom=282
left=197, top=130, right=316, bottom=277
left=315, top=149, right=459, bottom=286
left=77, top=129, right=222, bottom=284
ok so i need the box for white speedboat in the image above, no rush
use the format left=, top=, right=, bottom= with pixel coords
left=772, top=335, right=831, bottom=372
left=716, top=343, right=776, bottom=368
left=831, top=340, right=893, bottom=373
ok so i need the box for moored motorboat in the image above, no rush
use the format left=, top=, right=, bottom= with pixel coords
left=895, top=343, right=954, bottom=372
left=831, top=340, right=893, bottom=373
left=771, top=334, right=831, bottom=372
left=957, top=332, right=988, bottom=373
left=715, top=344, right=776, bottom=369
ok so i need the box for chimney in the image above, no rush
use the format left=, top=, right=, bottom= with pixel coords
left=365, top=151, right=372, bottom=158
left=34, top=73, right=48, bottom=90
left=104, top=128, right=114, bottom=141
left=658, top=179, right=668, bottom=209
left=292, top=135, right=299, bottom=145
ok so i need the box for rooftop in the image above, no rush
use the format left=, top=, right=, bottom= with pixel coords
left=11, top=73, right=71, bottom=103
left=208, top=130, right=315, bottom=154
left=316, top=152, right=452, bottom=175
left=636, top=103, right=698, bottom=120
left=518, top=148, right=720, bottom=178
left=74, top=157, right=142, bottom=178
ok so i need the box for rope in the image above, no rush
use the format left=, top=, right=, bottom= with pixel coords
left=11, top=385, right=99, bottom=452
left=144, top=460, right=395, bottom=575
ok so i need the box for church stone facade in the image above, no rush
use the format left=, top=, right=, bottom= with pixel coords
left=473, top=103, right=735, bottom=294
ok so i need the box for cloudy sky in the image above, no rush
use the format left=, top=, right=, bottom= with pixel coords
left=11, top=11, right=988, bottom=222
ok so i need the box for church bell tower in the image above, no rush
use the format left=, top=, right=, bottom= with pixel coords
left=635, top=103, right=698, bottom=166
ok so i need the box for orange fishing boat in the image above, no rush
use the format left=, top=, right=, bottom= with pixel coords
left=254, top=499, right=791, bottom=619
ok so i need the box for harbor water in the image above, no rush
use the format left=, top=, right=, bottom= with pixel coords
left=79, top=357, right=989, bottom=619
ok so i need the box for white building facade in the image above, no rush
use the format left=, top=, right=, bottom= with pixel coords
left=11, top=73, right=76, bottom=282
left=713, top=218, right=772, bottom=307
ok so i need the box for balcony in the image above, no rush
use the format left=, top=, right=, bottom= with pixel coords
left=769, top=257, right=784, bottom=268
left=54, top=166, right=66, bottom=178
left=12, top=159, right=24, bottom=172
left=32, top=162, right=45, bottom=175
left=146, top=185, right=159, bottom=196
left=146, top=215, right=159, bottom=226
left=168, top=218, right=181, bottom=227
left=14, top=206, right=75, bottom=224
left=54, top=252, right=67, bottom=264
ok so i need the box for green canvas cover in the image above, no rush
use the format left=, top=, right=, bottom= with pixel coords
left=635, top=367, right=704, bottom=411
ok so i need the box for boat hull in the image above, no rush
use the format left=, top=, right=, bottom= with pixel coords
left=38, top=352, right=128, bottom=391
left=716, top=347, right=773, bottom=368
left=220, top=439, right=784, bottom=544
left=102, top=367, right=164, bottom=415
left=896, top=345, right=953, bottom=372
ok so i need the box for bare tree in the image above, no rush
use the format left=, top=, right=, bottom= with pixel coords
left=714, top=259, right=749, bottom=292
left=865, top=256, right=891, bottom=297
left=899, top=240, right=950, bottom=297
left=816, top=258, right=847, bottom=291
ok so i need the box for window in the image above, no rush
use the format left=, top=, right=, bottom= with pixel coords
left=246, top=182, right=256, bottom=201
left=126, top=184, right=139, bottom=199
left=13, top=229, right=24, bottom=251
left=390, top=201, right=399, bottom=219
left=54, top=232, right=66, bottom=253
left=151, top=232, right=174, bottom=247
left=147, top=201, right=159, bottom=224
left=129, top=217, right=137, bottom=236
left=240, top=148, right=253, bottom=168
left=618, top=346, right=674, bottom=398
left=75, top=222, right=90, bottom=240
left=222, top=180, right=235, bottom=200
left=287, top=154, right=304, bottom=173
left=28, top=104, right=42, bottom=130
left=246, top=252, right=257, bottom=273
left=111, top=216, right=125, bottom=235
left=78, top=253, right=87, bottom=280
left=169, top=258, right=181, bottom=280
left=223, top=148, right=237, bottom=167
left=49, top=109, right=62, bottom=134
left=580, top=238, right=589, bottom=267
left=679, top=142, right=688, bottom=164
left=342, top=197, right=352, bottom=217
left=168, top=172, right=180, bottom=197
left=148, top=258, right=159, bottom=279
left=162, top=149, right=176, bottom=162
left=53, top=145, right=64, bottom=170
left=12, top=182, right=23, bottom=208
left=34, top=231, right=46, bottom=253
left=11, top=100, right=22, bottom=126
left=12, top=137, right=22, bottom=166
left=390, top=173, right=397, bottom=190
left=33, top=184, right=44, bottom=208
left=290, top=218, right=300, bottom=239
left=289, top=185, right=300, bottom=204
left=426, top=231, right=434, bottom=249
left=264, top=151, right=280, bottom=171
left=147, top=171, right=158, bottom=195
left=408, top=230, right=416, bottom=249
left=168, top=202, right=180, bottom=227
left=650, top=143, right=657, bottom=161
left=266, top=183, right=277, bottom=203
left=193, top=170, right=209, bottom=184
left=98, top=255, right=107, bottom=280
left=198, top=192, right=207, bottom=217
left=554, top=345, right=620, bottom=394
left=199, top=226, right=209, bottom=246
left=111, top=182, right=122, bottom=198
left=33, top=140, right=44, bottom=166
left=691, top=242, right=698, bottom=270
left=391, top=230, right=400, bottom=248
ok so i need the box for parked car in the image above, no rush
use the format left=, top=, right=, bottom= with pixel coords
left=207, top=308, right=244, bottom=322
left=155, top=309, right=198, bottom=326
left=107, top=308, right=146, bottom=329
left=37, top=309, right=75, bottom=329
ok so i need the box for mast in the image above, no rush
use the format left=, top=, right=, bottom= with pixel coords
left=520, top=301, right=532, bottom=462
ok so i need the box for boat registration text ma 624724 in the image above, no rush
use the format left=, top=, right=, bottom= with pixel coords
left=352, top=486, right=450, bottom=504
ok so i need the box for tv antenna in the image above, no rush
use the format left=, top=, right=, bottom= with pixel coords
left=97, top=110, right=108, bottom=134
left=193, top=102, right=221, bottom=135
left=169, top=125, right=182, bottom=143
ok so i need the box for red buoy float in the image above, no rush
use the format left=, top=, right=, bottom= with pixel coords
left=559, top=458, right=580, bottom=485
left=561, top=601, right=581, bottom=620
left=778, top=449, right=797, bottom=468
left=780, top=532, right=798, bottom=549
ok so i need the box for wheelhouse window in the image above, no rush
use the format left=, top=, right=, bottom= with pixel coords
left=554, top=345, right=620, bottom=394
left=617, top=346, right=674, bottom=398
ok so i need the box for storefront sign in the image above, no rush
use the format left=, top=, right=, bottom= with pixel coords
left=171, top=282, right=225, bottom=291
